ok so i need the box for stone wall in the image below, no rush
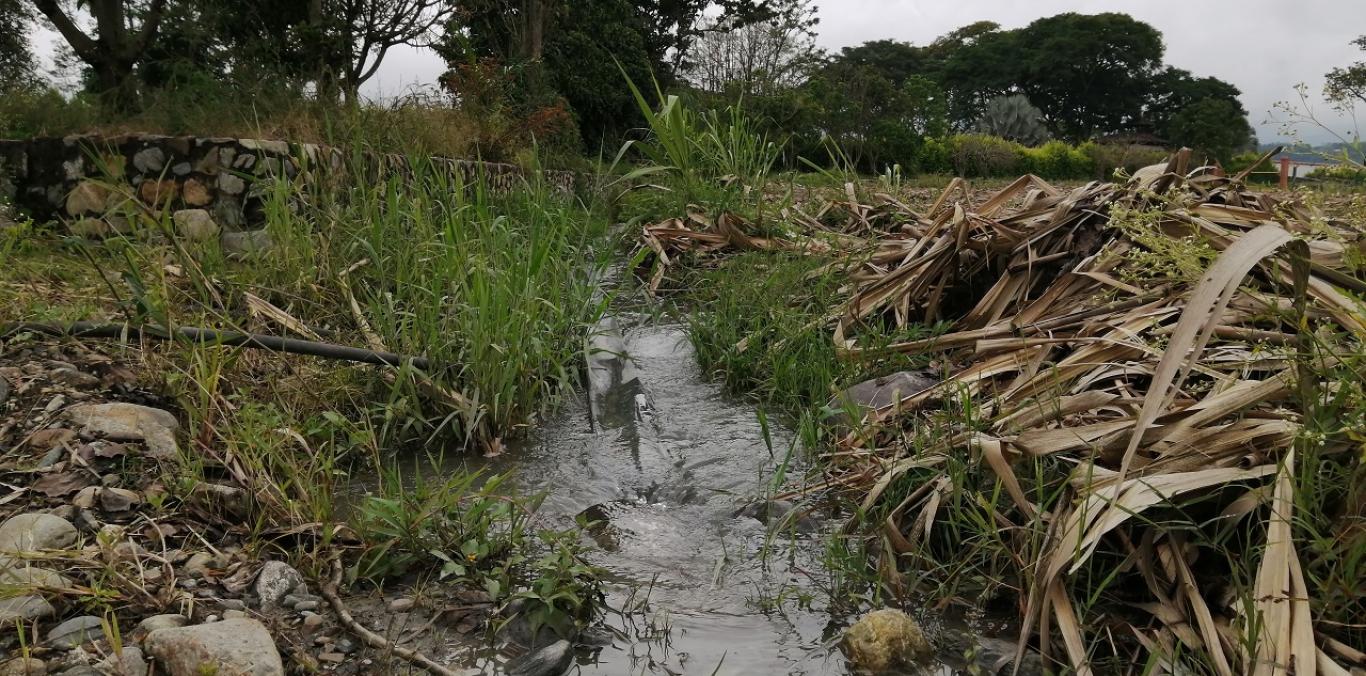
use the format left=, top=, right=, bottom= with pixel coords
left=0, top=134, right=577, bottom=238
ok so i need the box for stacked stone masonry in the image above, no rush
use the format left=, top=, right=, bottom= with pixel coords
left=0, top=134, right=577, bottom=234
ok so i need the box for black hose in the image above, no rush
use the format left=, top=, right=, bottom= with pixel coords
left=1, top=321, right=430, bottom=370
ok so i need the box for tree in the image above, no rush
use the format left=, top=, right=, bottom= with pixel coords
left=1325, top=36, right=1366, bottom=110
left=0, top=0, right=36, bottom=90
left=1144, top=67, right=1245, bottom=140
left=685, top=0, right=820, bottom=98
left=32, top=0, right=174, bottom=108
left=1012, top=13, right=1164, bottom=140
left=1167, top=98, right=1251, bottom=162
left=309, top=0, right=454, bottom=102
left=901, top=74, right=948, bottom=138
left=834, top=39, right=928, bottom=88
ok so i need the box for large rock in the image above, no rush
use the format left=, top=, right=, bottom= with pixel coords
left=46, top=615, right=103, bottom=648
left=65, top=181, right=110, bottom=216
left=144, top=619, right=284, bottom=676
left=0, top=657, right=46, bottom=675
left=171, top=209, right=219, bottom=242
left=99, top=646, right=148, bottom=676
left=507, top=640, right=572, bottom=676
left=832, top=371, right=937, bottom=416
left=181, top=178, right=211, bottom=207
left=841, top=609, right=932, bottom=674
left=0, top=513, right=78, bottom=553
left=132, top=147, right=166, bottom=173
left=254, top=560, right=305, bottom=610
left=137, top=179, right=178, bottom=206
left=217, top=172, right=246, bottom=195
left=0, top=594, right=55, bottom=625
left=65, top=403, right=179, bottom=459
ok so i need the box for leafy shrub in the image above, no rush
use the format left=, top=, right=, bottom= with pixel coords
left=1020, top=140, right=1091, bottom=178
left=1314, top=164, right=1366, bottom=184
left=917, top=137, right=951, bottom=174
left=949, top=134, right=1020, bottom=177
left=1082, top=142, right=1169, bottom=178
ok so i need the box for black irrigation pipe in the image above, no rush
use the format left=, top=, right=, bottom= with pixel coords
left=1, top=321, right=430, bottom=370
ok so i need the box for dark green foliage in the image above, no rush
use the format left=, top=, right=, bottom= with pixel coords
left=1011, top=13, right=1164, bottom=140
left=0, top=0, right=35, bottom=90
left=1167, top=98, right=1255, bottom=163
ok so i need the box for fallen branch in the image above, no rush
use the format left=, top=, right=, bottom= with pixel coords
left=1, top=321, right=430, bottom=370
left=320, top=556, right=474, bottom=676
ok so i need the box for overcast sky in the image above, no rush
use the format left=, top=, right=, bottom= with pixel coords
left=362, top=0, right=1366, bottom=144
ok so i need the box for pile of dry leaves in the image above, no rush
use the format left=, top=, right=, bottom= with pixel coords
left=641, top=150, right=1366, bottom=674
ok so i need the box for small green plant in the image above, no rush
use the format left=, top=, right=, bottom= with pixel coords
left=511, top=529, right=604, bottom=640
left=352, top=469, right=529, bottom=583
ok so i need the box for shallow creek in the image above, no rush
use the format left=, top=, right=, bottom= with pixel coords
left=356, top=315, right=996, bottom=674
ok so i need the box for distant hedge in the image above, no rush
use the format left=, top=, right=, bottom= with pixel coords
left=907, top=135, right=1169, bottom=180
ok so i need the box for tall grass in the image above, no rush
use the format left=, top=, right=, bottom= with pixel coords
left=621, top=72, right=783, bottom=214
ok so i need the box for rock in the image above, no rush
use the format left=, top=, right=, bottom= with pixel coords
left=137, top=179, right=178, bottom=206
left=217, top=172, right=246, bottom=195
left=46, top=615, right=104, bottom=648
left=829, top=371, right=938, bottom=429
left=98, top=488, right=141, bottom=512
left=0, top=565, right=73, bottom=591
left=387, top=597, right=415, bottom=613
left=733, top=498, right=819, bottom=532
left=171, top=209, right=218, bottom=242
left=68, top=218, right=112, bottom=239
left=0, top=376, right=9, bottom=406
left=220, top=598, right=246, bottom=611
left=188, top=483, right=248, bottom=519
left=0, top=658, right=47, bottom=675
left=72, top=487, right=99, bottom=509
left=183, top=552, right=222, bottom=578
left=57, top=667, right=100, bottom=676
left=49, top=369, right=99, bottom=388
left=65, top=403, right=179, bottom=459
left=507, top=640, right=572, bottom=676
left=316, top=653, right=343, bottom=664
left=132, top=148, right=166, bottom=173
left=254, top=561, right=305, bottom=610
left=144, top=618, right=284, bottom=676
left=0, top=595, right=55, bottom=625
left=99, top=646, right=148, bottom=676
left=841, top=609, right=931, bottom=674
left=223, top=609, right=247, bottom=620
left=292, top=600, right=318, bottom=612
left=0, top=513, right=79, bottom=553
left=302, top=614, right=324, bottom=629
left=28, top=428, right=76, bottom=451
left=171, top=162, right=192, bottom=177
left=65, top=181, right=110, bottom=216
left=220, top=230, right=272, bottom=256
left=181, top=178, right=211, bottom=206
left=137, top=614, right=188, bottom=635
left=965, top=636, right=1044, bottom=676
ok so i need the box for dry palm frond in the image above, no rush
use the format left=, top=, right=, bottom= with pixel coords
left=637, top=154, right=1366, bottom=672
